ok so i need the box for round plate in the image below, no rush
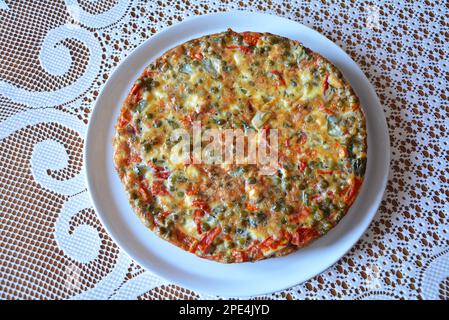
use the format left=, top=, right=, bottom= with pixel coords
left=84, top=11, right=390, bottom=297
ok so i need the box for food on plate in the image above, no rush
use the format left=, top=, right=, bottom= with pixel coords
left=113, top=29, right=367, bottom=263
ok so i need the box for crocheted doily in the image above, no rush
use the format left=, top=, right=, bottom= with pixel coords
left=0, top=0, right=447, bottom=299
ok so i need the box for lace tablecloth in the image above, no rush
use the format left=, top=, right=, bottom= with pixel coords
left=0, top=0, right=448, bottom=300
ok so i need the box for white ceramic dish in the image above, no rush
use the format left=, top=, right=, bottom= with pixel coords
left=84, top=11, right=390, bottom=297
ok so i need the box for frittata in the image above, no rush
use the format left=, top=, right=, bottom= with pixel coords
left=113, top=29, right=367, bottom=263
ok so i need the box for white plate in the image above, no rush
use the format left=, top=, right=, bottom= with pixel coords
left=84, top=11, right=390, bottom=297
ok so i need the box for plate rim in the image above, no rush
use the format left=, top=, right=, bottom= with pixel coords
left=84, top=11, right=390, bottom=297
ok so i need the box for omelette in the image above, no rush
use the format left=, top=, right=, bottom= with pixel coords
left=113, top=30, right=367, bottom=263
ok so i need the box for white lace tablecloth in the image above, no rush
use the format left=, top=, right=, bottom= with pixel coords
left=0, top=0, right=448, bottom=300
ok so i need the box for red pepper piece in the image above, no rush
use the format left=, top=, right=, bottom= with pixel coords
left=193, top=209, right=204, bottom=234
left=192, top=199, right=211, bottom=213
left=191, top=51, right=204, bottom=61
left=242, top=32, right=260, bottom=46
left=271, top=70, right=286, bottom=86
left=154, top=171, right=171, bottom=180
left=137, top=182, right=152, bottom=203
left=232, top=250, right=248, bottom=263
left=198, top=226, right=222, bottom=253
left=291, top=227, right=319, bottom=246
left=299, top=159, right=308, bottom=172
left=322, top=73, right=329, bottom=95
left=224, top=45, right=253, bottom=54
left=186, top=185, right=200, bottom=196
left=151, top=180, right=169, bottom=196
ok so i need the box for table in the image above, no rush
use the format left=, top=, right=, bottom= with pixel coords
left=0, top=0, right=447, bottom=300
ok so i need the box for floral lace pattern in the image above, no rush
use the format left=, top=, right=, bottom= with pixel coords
left=0, top=0, right=447, bottom=300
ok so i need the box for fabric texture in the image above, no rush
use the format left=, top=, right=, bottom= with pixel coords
left=0, top=0, right=447, bottom=300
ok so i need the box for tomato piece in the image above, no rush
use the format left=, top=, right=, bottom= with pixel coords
left=188, top=241, right=199, bottom=253
left=186, top=185, right=199, bottom=196
left=232, top=250, right=248, bottom=263
left=128, top=82, right=142, bottom=107
left=174, top=227, right=198, bottom=252
left=149, top=161, right=171, bottom=180
left=131, top=92, right=142, bottom=106
left=305, top=148, right=317, bottom=157
left=271, top=70, right=286, bottom=86
left=156, top=211, right=171, bottom=224
left=259, top=236, right=273, bottom=250
left=289, top=207, right=311, bottom=224
left=193, top=209, right=204, bottom=234
left=137, top=185, right=152, bottom=203
left=259, top=236, right=284, bottom=251
left=298, top=159, right=308, bottom=172
left=242, top=32, right=260, bottom=46
left=319, top=104, right=336, bottom=115
left=316, top=169, right=344, bottom=175
left=224, top=45, right=253, bottom=54
left=245, top=202, right=257, bottom=212
left=143, top=69, right=154, bottom=78
left=151, top=180, right=169, bottom=196
left=181, top=114, right=193, bottom=127
left=191, top=51, right=203, bottom=61
left=130, top=83, right=141, bottom=96
left=130, top=152, right=141, bottom=164
left=203, top=254, right=224, bottom=261
left=291, top=227, right=318, bottom=246
left=322, top=73, right=329, bottom=95
left=339, top=146, right=348, bottom=159
left=117, top=109, right=132, bottom=129
left=192, top=199, right=210, bottom=213
left=246, top=244, right=263, bottom=261
left=280, top=229, right=292, bottom=242
left=154, top=171, right=171, bottom=180
left=118, top=116, right=128, bottom=128
left=198, top=226, right=222, bottom=253
left=149, top=161, right=165, bottom=172
left=269, top=240, right=281, bottom=250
